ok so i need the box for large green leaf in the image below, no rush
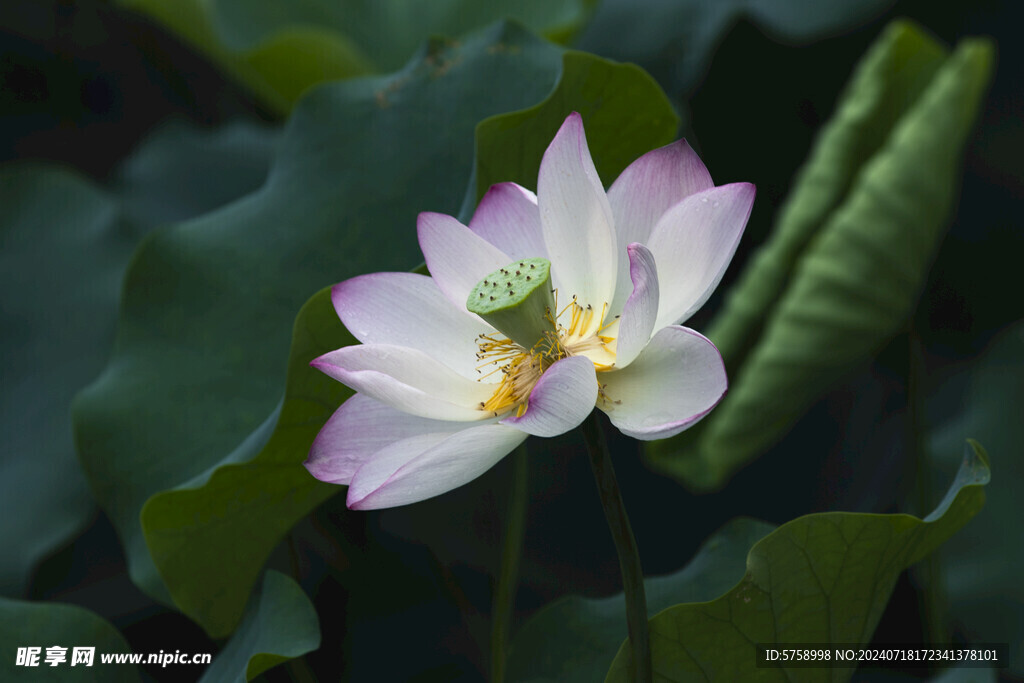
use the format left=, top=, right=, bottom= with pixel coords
left=116, top=0, right=594, bottom=114
left=507, top=518, right=775, bottom=683
left=0, top=119, right=280, bottom=598
left=0, top=166, right=146, bottom=596
left=141, top=286, right=349, bottom=637
left=0, top=597, right=141, bottom=682
left=73, top=23, right=678, bottom=638
left=605, top=440, right=989, bottom=682
left=576, top=0, right=896, bottom=96
left=927, top=322, right=1024, bottom=675
left=197, top=571, right=320, bottom=682
left=647, top=23, right=994, bottom=490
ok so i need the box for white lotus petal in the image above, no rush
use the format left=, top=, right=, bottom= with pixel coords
left=607, top=139, right=714, bottom=314
left=312, top=344, right=493, bottom=421
left=600, top=326, right=727, bottom=440
left=646, top=183, right=755, bottom=329
left=418, top=211, right=512, bottom=313
left=537, top=113, right=617, bottom=319
left=347, top=424, right=526, bottom=509
left=333, top=272, right=491, bottom=378
left=614, top=243, right=660, bottom=368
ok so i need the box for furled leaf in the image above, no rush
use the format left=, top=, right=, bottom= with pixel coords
left=647, top=23, right=994, bottom=490
left=197, top=571, right=320, bottom=682
left=605, top=441, right=989, bottom=681
left=0, top=166, right=148, bottom=596
left=507, top=518, right=775, bottom=683
left=576, top=0, right=896, bottom=96
left=707, top=21, right=945, bottom=374
left=116, top=0, right=594, bottom=113
left=927, top=322, right=1024, bottom=675
left=73, top=22, right=678, bottom=638
left=0, top=597, right=141, bottom=682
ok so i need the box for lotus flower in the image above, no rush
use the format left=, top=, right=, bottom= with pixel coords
left=306, top=113, right=754, bottom=509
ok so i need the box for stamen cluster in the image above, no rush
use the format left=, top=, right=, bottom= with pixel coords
left=475, top=288, right=620, bottom=417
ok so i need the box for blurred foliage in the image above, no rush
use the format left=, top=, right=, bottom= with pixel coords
left=606, top=442, right=989, bottom=681
left=576, top=0, right=896, bottom=98
left=0, top=166, right=139, bottom=596
left=930, top=664, right=997, bottom=683
left=115, top=0, right=595, bottom=114
left=647, top=22, right=994, bottom=490
left=0, top=121, right=275, bottom=598
left=0, top=596, right=140, bottom=682
left=112, top=120, right=280, bottom=228
left=927, top=322, right=1024, bottom=674
left=196, top=571, right=320, bottom=682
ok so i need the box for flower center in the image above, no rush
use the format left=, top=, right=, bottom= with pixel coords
left=467, top=259, right=618, bottom=417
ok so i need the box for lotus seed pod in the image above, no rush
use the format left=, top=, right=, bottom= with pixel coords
left=467, top=258, right=555, bottom=349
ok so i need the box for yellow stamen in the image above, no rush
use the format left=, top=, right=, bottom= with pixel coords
left=475, top=287, right=619, bottom=417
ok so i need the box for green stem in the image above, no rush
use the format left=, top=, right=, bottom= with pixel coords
left=491, top=443, right=529, bottom=683
left=581, top=412, right=651, bottom=683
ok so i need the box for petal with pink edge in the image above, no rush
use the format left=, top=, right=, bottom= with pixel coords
left=347, top=423, right=527, bottom=509
left=537, top=113, right=617, bottom=318
left=417, top=211, right=512, bottom=313
left=332, top=272, right=490, bottom=379
left=311, top=344, right=493, bottom=421
left=607, top=140, right=714, bottom=313
left=614, top=243, right=660, bottom=369
left=500, top=355, right=597, bottom=437
left=646, top=183, right=755, bottom=329
left=305, top=394, right=456, bottom=485
left=600, top=326, right=727, bottom=440
left=469, top=182, right=547, bottom=260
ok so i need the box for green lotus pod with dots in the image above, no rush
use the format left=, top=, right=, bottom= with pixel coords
left=467, top=258, right=555, bottom=349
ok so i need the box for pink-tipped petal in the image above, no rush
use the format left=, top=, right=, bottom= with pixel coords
left=607, top=140, right=714, bottom=314
left=537, top=113, right=617, bottom=317
left=417, top=211, right=512, bottom=313
left=614, top=243, right=660, bottom=369
left=500, top=355, right=597, bottom=437
left=599, top=326, right=727, bottom=440
left=347, top=423, right=526, bottom=509
left=469, top=183, right=547, bottom=260
left=305, top=394, right=453, bottom=485
left=646, top=183, right=755, bottom=329
left=333, top=272, right=491, bottom=379
left=312, top=344, right=493, bottom=421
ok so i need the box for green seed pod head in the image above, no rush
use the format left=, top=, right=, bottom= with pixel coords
left=467, top=258, right=554, bottom=348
